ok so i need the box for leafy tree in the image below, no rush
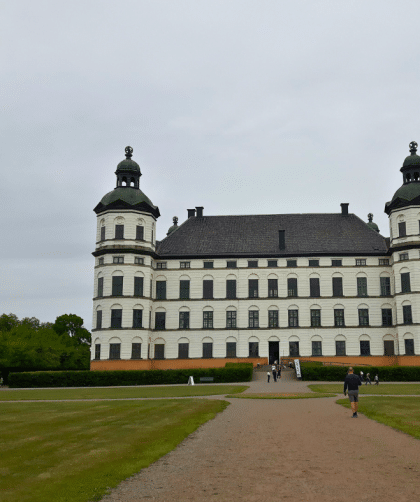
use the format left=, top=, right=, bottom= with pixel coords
left=0, top=313, right=19, bottom=332
left=53, top=314, right=91, bottom=345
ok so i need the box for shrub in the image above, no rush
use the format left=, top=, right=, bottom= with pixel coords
left=8, top=365, right=253, bottom=388
left=300, top=363, right=420, bottom=382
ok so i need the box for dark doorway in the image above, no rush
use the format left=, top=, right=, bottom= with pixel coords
left=269, top=341, right=279, bottom=365
left=384, top=340, right=395, bottom=356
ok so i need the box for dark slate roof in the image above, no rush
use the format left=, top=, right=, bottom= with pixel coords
left=156, top=213, right=389, bottom=258
left=385, top=182, right=420, bottom=214
left=94, top=187, right=160, bottom=217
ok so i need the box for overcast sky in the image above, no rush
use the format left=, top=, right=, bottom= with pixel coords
left=2, top=1, right=420, bottom=330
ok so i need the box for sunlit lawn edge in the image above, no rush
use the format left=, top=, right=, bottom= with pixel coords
left=225, top=392, right=333, bottom=399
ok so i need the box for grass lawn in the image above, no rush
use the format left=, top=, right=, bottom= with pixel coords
left=0, top=399, right=228, bottom=502
left=226, top=392, right=333, bottom=399
left=308, top=383, right=420, bottom=395
left=0, top=385, right=248, bottom=401
left=336, top=396, right=420, bottom=440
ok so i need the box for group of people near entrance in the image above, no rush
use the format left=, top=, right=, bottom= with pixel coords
left=344, top=367, right=379, bottom=418
left=267, top=362, right=283, bottom=382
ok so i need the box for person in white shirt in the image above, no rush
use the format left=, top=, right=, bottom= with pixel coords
left=271, top=365, right=277, bottom=382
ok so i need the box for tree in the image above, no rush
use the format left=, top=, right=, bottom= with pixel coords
left=53, top=314, right=91, bottom=345
left=0, top=313, right=19, bottom=332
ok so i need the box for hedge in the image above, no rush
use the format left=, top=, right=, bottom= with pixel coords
left=224, top=362, right=254, bottom=369
left=8, top=365, right=253, bottom=388
left=300, top=363, right=420, bottom=382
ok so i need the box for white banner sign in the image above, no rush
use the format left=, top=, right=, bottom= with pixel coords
left=294, top=359, right=301, bottom=379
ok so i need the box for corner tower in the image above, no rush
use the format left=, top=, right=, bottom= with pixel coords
left=385, top=142, right=420, bottom=358
left=91, top=147, right=160, bottom=364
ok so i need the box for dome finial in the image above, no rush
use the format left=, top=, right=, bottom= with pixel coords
left=368, top=213, right=373, bottom=222
left=409, top=141, right=418, bottom=155
left=125, top=146, right=133, bottom=159
left=173, top=216, right=178, bottom=225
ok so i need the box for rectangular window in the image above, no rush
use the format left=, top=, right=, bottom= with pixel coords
left=357, top=277, right=368, bottom=296
left=309, top=278, right=320, bottom=297
left=379, top=259, right=389, bottom=266
left=288, top=310, right=298, bottom=327
left=97, top=277, right=104, bottom=297
left=156, top=262, right=167, bottom=269
left=226, top=311, right=237, bottom=328
left=180, top=261, right=190, bottom=268
left=401, top=272, right=411, bottom=293
left=109, top=343, right=121, bottom=360
left=398, top=221, right=406, bottom=237
left=248, top=310, right=259, bottom=328
left=180, top=280, right=190, bottom=300
left=134, top=277, right=144, bottom=297
left=203, top=311, right=213, bottom=329
left=380, top=276, right=391, bottom=296
left=133, top=309, right=143, bottom=328
left=332, top=277, right=343, bottom=297
left=203, top=280, right=214, bottom=299
left=287, top=260, right=297, bottom=268
left=360, top=340, right=370, bottom=356
left=136, top=225, right=144, bottom=240
left=399, top=253, right=409, bottom=261
left=309, top=259, right=319, bottom=267
left=135, top=257, right=144, bottom=265
left=331, top=259, right=342, bottom=266
left=226, top=279, right=236, bottom=299
left=203, top=261, right=213, bottom=268
left=268, top=310, right=279, bottom=328
left=178, top=343, right=189, bottom=359
left=100, top=226, right=106, bottom=241
left=289, top=341, right=299, bottom=357
left=113, top=256, right=124, bottom=264
left=335, top=340, right=346, bottom=356
left=112, top=276, right=123, bottom=296
left=98, top=257, right=104, bottom=266
left=249, top=342, right=259, bottom=357
left=94, top=343, right=101, bottom=360
left=384, top=340, right=395, bottom=356
left=267, top=260, right=277, bottom=268
left=179, top=311, right=190, bottom=329
left=358, top=309, right=369, bottom=326
left=155, top=312, right=166, bottom=330
left=156, top=281, right=166, bottom=300
left=227, top=261, right=237, bottom=268
left=226, top=342, right=236, bottom=358
left=405, top=339, right=415, bottom=355
left=403, top=305, right=413, bottom=324
left=154, top=344, right=165, bottom=359
left=131, top=343, right=141, bottom=359
left=202, top=343, right=213, bottom=358
left=356, top=259, right=366, bottom=266
left=310, top=309, right=321, bottom=327
left=248, top=260, right=258, bottom=268
left=96, top=310, right=102, bottom=330
left=334, top=309, right=345, bottom=327
left=312, top=341, right=322, bottom=356
left=288, top=278, right=298, bottom=297
left=115, top=225, right=124, bottom=239
left=268, top=279, right=278, bottom=298
left=381, top=308, right=392, bottom=326
left=110, top=309, right=122, bottom=328
left=248, top=279, right=258, bottom=298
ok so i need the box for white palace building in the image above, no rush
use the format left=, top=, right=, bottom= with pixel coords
left=91, top=143, right=420, bottom=370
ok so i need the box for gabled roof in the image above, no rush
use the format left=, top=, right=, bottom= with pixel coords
left=156, top=213, right=389, bottom=258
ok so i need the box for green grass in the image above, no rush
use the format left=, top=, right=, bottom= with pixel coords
left=226, top=392, right=333, bottom=399
left=336, top=396, right=420, bottom=439
left=0, top=385, right=248, bottom=401
left=308, top=383, right=420, bottom=395
left=0, top=399, right=228, bottom=502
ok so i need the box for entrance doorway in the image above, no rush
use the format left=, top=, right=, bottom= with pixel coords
left=269, top=341, right=280, bottom=365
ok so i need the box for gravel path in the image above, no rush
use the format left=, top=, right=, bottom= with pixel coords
left=100, top=369, right=420, bottom=502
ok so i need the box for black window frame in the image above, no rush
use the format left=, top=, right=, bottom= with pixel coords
left=380, top=276, right=391, bottom=296
left=134, top=276, right=144, bottom=297
left=131, top=342, right=142, bottom=359
left=268, top=278, right=278, bottom=298
left=154, top=344, right=165, bottom=360
left=100, top=226, right=106, bottom=241
left=203, top=311, right=213, bottom=329
left=356, top=259, right=366, bottom=266
left=179, top=311, right=190, bottom=329
left=248, top=279, right=259, bottom=298
left=309, top=259, right=319, bottom=267
left=335, top=340, right=346, bottom=356
left=202, top=342, right=213, bottom=358
left=112, top=276, right=123, bottom=296
left=134, top=257, right=144, bottom=265
left=226, top=279, right=237, bottom=299
left=248, top=310, right=259, bottom=328
left=398, top=221, right=406, bottom=237
left=267, top=260, right=277, bottom=268
left=133, top=309, right=143, bottom=328
left=248, top=342, right=259, bottom=358
left=331, top=259, right=342, bottom=267
left=248, top=260, right=258, bottom=268
left=203, top=280, right=214, bottom=299
left=96, top=310, right=102, bottom=329
left=287, top=260, right=297, bottom=268
left=178, top=343, right=189, bottom=359
left=357, top=277, right=368, bottom=297
left=405, top=339, right=415, bottom=355
left=358, top=308, right=369, bottom=326
left=268, top=310, right=279, bottom=328
left=312, top=341, right=322, bottom=356
left=180, top=261, right=191, bottom=269
left=203, top=261, right=214, bottom=269
left=156, top=262, right=167, bottom=269
left=97, top=277, right=104, bottom=297
left=155, top=312, right=166, bottom=330
left=94, top=343, right=101, bottom=360
left=401, top=272, right=411, bottom=293
left=310, top=309, right=321, bottom=327
left=403, top=305, right=413, bottom=324
left=288, top=309, right=298, bottom=327
left=360, top=340, right=371, bottom=356
left=399, top=253, right=409, bottom=261
left=379, top=259, right=389, bottom=266
left=98, top=257, right=104, bottom=266
left=226, top=311, right=237, bottom=328
left=109, top=343, right=121, bottom=360
left=289, top=341, right=299, bottom=357
left=226, top=261, right=237, bottom=268
left=287, top=278, right=298, bottom=297
left=113, top=256, right=124, bottom=264
left=381, top=308, right=392, bottom=326
left=115, top=224, right=124, bottom=240
left=136, top=225, right=144, bottom=241
left=180, top=280, right=190, bottom=300
left=332, top=277, right=343, bottom=297
left=156, top=281, right=167, bottom=300
left=334, top=309, right=345, bottom=327
left=110, top=309, right=122, bottom=329
left=309, top=277, right=320, bottom=297
left=226, top=342, right=237, bottom=358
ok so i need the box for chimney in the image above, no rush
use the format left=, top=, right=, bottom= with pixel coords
left=187, top=208, right=196, bottom=218
left=340, top=203, right=349, bottom=215
left=196, top=206, right=204, bottom=218
left=279, top=230, right=285, bottom=250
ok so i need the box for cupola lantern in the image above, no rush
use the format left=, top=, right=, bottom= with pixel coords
left=115, top=146, right=142, bottom=189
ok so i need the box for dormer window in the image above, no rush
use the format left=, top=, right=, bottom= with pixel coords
left=156, top=262, right=167, bottom=269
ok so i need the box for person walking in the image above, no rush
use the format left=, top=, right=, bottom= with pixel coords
left=277, top=365, right=282, bottom=380
left=374, top=374, right=379, bottom=385
left=365, top=373, right=372, bottom=385
left=267, top=371, right=271, bottom=383
left=344, top=367, right=363, bottom=418
left=271, top=364, right=277, bottom=382
left=359, top=370, right=364, bottom=383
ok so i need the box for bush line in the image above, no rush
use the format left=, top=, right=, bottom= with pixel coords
left=300, top=363, right=420, bottom=381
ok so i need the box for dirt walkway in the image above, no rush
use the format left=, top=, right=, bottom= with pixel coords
left=101, top=370, right=420, bottom=502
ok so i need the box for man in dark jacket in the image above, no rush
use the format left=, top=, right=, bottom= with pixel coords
left=344, top=367, right=362, bottom=418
